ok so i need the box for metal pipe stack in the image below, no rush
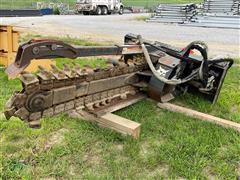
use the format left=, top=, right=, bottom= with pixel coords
left=148, top=4, right=197, bottom=23
left=232, top=0, right=240, bottom=15
left=203, top=0, right=236, bottom=13
left=148, top=0, right=240, bottom=29
left=185, top=14, right=240, bottom=29
left=184, top=0, right=240, bottom=29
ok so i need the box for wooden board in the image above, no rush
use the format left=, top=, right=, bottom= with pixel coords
left=71, top=110, right=141, bottom=139
left=158, top=103, right=240, bottom=133
left=89, top=95, right=144, bottom=138
left=68, top=95, right=145, bottom=139
left=100, top=113, right=141, bottom=139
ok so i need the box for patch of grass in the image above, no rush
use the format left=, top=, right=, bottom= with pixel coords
left=0, top=69, right=22, bottom=111
left=55, top=57, right=108, bottom=69
left=116, top=101, right=240, bottom=179
left=0, top=34, right=240, bottom=179
left=20, top=34, right=103, bottom=46
left=174, top=65, right=240, bottom=123
left=124, top=0, right=201, bottom=8
left=134, top=14, right=153, bottom=21
left=234, top=58, right=240, bottom=65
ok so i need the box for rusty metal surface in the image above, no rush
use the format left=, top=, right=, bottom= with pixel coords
left=4, top=34, right=233, bottom=128
left=5, top=39, right=143, bottom=78
left=4, top=54, right=148, bottom=127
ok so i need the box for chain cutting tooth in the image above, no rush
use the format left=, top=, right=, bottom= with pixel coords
left=38, top=65, right=45, bottom=72
left=65, top=64, right=78, bottom=77
left=100, top=100, right=107, bottom=106
left=133, top=56, right=143, bottom=65
left=14, top=107, right=30, bottom=121
left=37, top=66, right=55, bottom=90
left=94, top=66, right=102, bottom=72
left=63, top=64, right=71, bottom=75
left=86, top=104, right=94, bottom=111
left=50, top=65, right=67, bottom=87
left=75, top=64, right=81, bottom=70
left=71, top=69, right=77, bottom=77
left=4, top=94, right=19, bottom=119
left=4, top=107, right=16, bottom=120
left=63, top=64, right=71, bottom=71
left=20, top=71, right=36, bottom=82
left=63, top=64, right=76, bottom=79
left=50, top=64, right=59, bottom=74
left=73, top=64, right=84, bottom=76
left=83, top=65, right=94, bottom=81
left=83, top=65, right=94, bottom=74
left=72, top=64, right=88, bottom=83
left=19, top=71, right=40, bottom=94
left=29, top=112, right=42, bottom=122
left=94, top=102, right=101, bottom=108
left=50, top=64, right=65, bottom=78
left=72, top=62, right=80, bottom=70
left=94, top=66, right=107, bottom=80
left=113, top=62, right=125, bottom=75
left=106, top=60, right=115, bottom=68
left=64, top=64, right=78, bottom=85
left=59, top=70, right=66, bottom=78
left=76, top=66, right=87, bottom=79
left=117, top=61, right=128, bottom=74
left=38, top=65, right=54, bottom=79
left=51, top=64, right=66, bottom=79
left=120, top=94, right=128, bottom=100
left=118, top=61, right=128, bottom=67
left=126, top=59, right=135, bottom=73
left=106, top=98, right=112, bottom=104
left=127, top=59, right=135, bottom=66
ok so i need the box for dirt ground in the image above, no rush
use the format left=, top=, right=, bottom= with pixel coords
left=1, top=14, right=239, bottom=57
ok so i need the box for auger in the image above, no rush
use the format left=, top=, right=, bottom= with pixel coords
left=4, top=34, right=233, bottom=127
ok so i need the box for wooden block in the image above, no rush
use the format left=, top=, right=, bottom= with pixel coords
left=69, top=110, right=141, bottom=139
left=158, top=103, right=240, bottom=133
left=68, top=95, right=144, bottom=139
left=100, top=113, right=141, bottom=139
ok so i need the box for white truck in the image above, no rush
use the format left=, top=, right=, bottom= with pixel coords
left=76, top=0, right=124, bottom=15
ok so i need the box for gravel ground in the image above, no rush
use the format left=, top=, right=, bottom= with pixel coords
left=1, top=14, right=239, bottom=57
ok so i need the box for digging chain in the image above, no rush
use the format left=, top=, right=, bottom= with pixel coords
left=4, top=56, right=148, bottom=127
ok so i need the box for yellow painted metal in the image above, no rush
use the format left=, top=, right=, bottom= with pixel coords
left=0, top=25, right=55, bottom=73
left=25, top=59, right=55, bottom=72
left=0, top=25, right=17, bottom=66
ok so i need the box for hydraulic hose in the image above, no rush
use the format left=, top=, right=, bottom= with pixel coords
left=138, top=35, right=199, bottom=85
left=138, top=35, right=233, bottom=87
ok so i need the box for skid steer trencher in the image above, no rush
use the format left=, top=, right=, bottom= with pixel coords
left=4, top=34, right=233, bottom=132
